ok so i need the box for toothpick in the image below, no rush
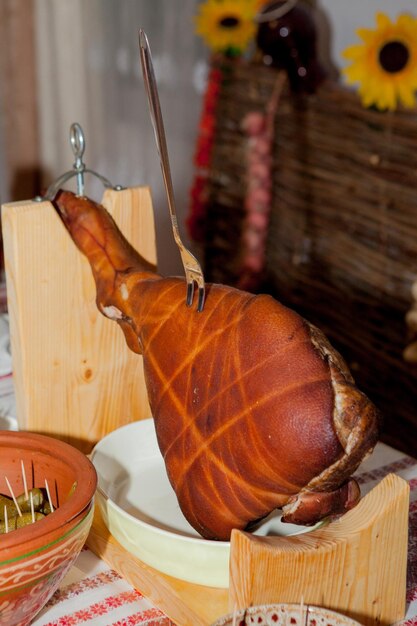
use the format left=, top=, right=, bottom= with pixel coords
left=30, top=490, right=35, bottom=523
left=4, top=505, right=8, bottom=533
left=5, top=477, right=22, bottom=516
left=44, top=479, right=54, bottom=512
left=21, top=459, right=29, bottom=501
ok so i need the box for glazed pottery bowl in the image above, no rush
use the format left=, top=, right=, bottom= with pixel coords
left=211, top=603, right=363, bottom=626
left=0, top=430, right=97, bottom=626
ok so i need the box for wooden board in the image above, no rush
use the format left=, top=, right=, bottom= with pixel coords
left=1, top=187, right=156, bottom=453
left=86, top=506, right=228, bottom=626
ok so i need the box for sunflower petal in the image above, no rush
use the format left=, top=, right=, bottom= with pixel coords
left=356, top=27, right=378, bottom=45
left=397, top=81, right=417, bottom=108
left=381, top=81, right=397, bottom=110
left=343, top=64, right=367, bottom=84
left=397, top=13, right=417, bottom=30
left=375, top=12, right=392, bottom=31
left=342, top=44, right=366, bottom=61
left=360, top=78, right=380, bottom=109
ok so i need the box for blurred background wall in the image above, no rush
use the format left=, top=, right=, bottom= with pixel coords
left=0, top=0, right=416, bottom=274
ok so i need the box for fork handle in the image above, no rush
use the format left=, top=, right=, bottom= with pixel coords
left=139, top=29, right=180, bottom=242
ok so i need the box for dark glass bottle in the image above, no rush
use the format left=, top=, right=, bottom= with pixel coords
left=256, top=1, right=327, bottom=93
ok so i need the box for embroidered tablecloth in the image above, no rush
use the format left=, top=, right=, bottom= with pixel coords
left=31, top=548, right=173, bottom=626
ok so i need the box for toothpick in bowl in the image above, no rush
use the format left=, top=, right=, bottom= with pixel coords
left=5, top=477, right=22, bottom=517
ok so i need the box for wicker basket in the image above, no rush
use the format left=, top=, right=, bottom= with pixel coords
left=201, top=59, right=417, bottom=456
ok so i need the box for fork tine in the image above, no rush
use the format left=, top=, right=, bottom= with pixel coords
left=186, top=281, right=195, bottom=307
left=197, top=286, right=205, bottom=313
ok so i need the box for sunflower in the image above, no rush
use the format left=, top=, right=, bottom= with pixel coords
left=342, top=12, right=417, bottom=111
left=195, top=0, right=261, bottom=55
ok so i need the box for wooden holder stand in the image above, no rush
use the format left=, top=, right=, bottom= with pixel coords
left=1, top=189, right=409, bottom=625
left=1, top=186, right=157, bottom=453
left=86, top=473, right=409, bottom=626
left=229, top=472, right=409, bottom=626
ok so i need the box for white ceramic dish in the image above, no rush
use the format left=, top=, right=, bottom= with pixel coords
left=91, top=419, right=321, bottom=588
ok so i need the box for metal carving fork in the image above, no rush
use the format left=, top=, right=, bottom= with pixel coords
left=139, top=29, right=205, bottom=312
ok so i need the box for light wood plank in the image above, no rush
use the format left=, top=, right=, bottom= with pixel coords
left=1, top=187, right=156, bottom=452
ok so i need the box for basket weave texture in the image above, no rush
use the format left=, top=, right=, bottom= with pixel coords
left=202, top=59, right=417, bottom=456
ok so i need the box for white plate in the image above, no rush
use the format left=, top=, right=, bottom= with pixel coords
left=91, top=419, right=321, bottom=588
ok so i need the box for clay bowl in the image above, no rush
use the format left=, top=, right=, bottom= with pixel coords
left=211, top=603, right=360, bottom=626
left=211, top=603, right=363, bottom=626
left=0, top=430, right=97, bottom=626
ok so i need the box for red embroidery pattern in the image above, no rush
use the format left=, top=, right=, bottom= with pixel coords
left=110, top=608, right=174, bottom=625
left=46, top=570, right=126, bottom=606
left=396, top=620, right=417, bottom=626
left=42, top=590, right=147, bottom=626
left=356, top=456, right=417, bottom=485
left=407, top=500, right=417, bottom=602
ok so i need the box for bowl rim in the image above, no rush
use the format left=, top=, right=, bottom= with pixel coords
left=0, top=430, right=97, bottom=551
left=210, top=603, right=362, bottom=626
